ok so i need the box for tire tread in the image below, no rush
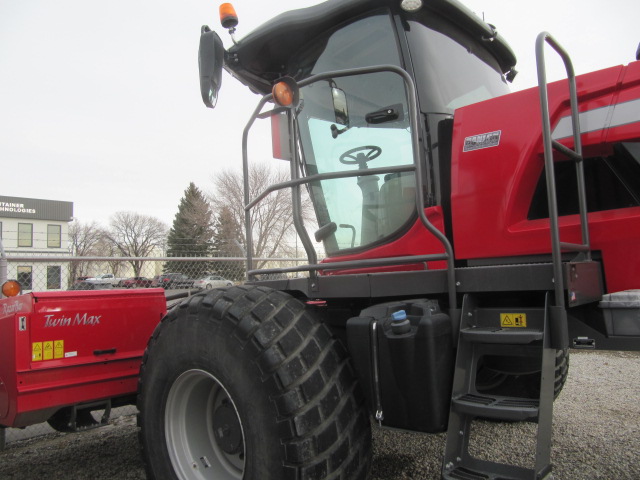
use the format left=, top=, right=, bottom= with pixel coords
left=137, top=285, right=371, bottom=480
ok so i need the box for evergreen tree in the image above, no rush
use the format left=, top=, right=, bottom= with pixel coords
left=164, top=183, right=215, bottom=277
left=210, top=205, right=246, bottom=281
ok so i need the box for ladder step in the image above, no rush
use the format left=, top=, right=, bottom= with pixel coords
left=559, top=241, right=590, bottom=252
left=452, top=394, right=539, bottom=421
left=460, top=327, right=543, bottom=344
left=443, top=466, right=491, bottom=479
left=443, top=464, right=540, bottom=480
left=443, top=294, right=557, bottom=479
left=552, top=139, right=583, bottom=161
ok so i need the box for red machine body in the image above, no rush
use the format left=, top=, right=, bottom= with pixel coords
left=0, top=289, right=166, bottom=428
left=321, top=62, right=640, bottom=294
left=137, top=2, right=640, bottom=479
left=452, top=62, right=640, bottom=293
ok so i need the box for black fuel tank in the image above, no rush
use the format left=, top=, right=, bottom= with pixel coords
left=347, top=299, right=454, bottom=433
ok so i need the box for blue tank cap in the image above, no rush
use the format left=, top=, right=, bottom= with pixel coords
left=391, top=310, right=407, bottom=321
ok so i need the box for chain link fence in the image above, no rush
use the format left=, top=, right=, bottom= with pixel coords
left=1, top=253, right=309, bottom=292
left=0, top=254, right=306, bottom=449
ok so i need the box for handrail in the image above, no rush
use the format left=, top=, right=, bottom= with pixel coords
left=0, top=238, right=7, bottom=296
left=1, top=255, right=305, bottom=262
left=287, top=109, right=318, bottom=268
left=241, top=64, right=458, bottom=310
left=536, top=32, right=592, bottom=310
left=241, top=95, right=272, bottom=274
left=249, top=252, right=448, bottom=276
left=245, top=164, right=415, bottom=211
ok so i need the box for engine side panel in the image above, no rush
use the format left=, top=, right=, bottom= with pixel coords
left=451, top=63, right=640, bottom=293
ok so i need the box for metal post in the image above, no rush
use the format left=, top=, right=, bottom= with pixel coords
left=242, top=96, right=271, bottom=279
left=536, top=32, right=566, bottom=307
left=0, top=238, right=7, bottom=298
left=287, top=110, right=317, bottom=268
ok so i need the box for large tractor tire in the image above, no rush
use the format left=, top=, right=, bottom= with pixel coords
left=477, top=348, right=570, bottom=400
left=545, top=348, right=570, bottom=398
left=137, top=285, right=371, bottom=480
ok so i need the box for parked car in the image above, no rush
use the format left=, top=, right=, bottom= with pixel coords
left=119, top=277, right=153, bottom=289
left=193, top=275, right=233, bottom=290
left=85, top=273, right=127, bottom=286
left=69, top=281, right=114, bottom=291
left=150, top=273, right=194, bottom=289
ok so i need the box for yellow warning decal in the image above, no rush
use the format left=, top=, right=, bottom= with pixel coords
left=43, top=341, right=54, bottom=360
left=54, top=340, right=64, bottom=359
left=32, top=342, right=43, bottom=361
left=500, top=313, right=527, bottom=328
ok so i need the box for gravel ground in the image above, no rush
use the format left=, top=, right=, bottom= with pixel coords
left=1, top=349, right=638, bottom=479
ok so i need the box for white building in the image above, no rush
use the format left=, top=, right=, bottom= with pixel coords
left=0, top=195, right=73, bottom=291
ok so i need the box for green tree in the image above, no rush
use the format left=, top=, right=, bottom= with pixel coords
left=210, top=205, right=245, bottom=281
left=164, top=183, right=215, bottom=277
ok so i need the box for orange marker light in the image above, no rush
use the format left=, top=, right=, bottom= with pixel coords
left=272, top=81, right=294, bottom=107
left=2, top=280, right=22, bottom=297
left=219, top=3, right=238, bottom=30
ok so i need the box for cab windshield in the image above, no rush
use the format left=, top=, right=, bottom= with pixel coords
left=405, top=16, right=510, bottom=113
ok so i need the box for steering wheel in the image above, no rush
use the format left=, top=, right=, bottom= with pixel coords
left=339, top=145, right=382, bottom=168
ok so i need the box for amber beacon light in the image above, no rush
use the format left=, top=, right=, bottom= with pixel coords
left=1, top=280, right=22, bottom=297
left=219, top=3, right=238, bottom=29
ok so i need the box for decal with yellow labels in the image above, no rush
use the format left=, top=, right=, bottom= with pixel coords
left=32, top=342, right=43, bottom=361
left=54, top=340, right=64, bottom=359
left=43, top=341, right=54, bottom=360
left=500, top=313, right=527, bottom=328
left=32, top=340, right=65, bottom=361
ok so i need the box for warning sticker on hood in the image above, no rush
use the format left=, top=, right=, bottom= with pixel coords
left=463, top=130, right=501, bottom=152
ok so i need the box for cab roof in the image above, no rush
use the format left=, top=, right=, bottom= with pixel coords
left=224, top=0, right=517, bottom=94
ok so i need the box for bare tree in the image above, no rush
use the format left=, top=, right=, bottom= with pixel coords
left=210, top=163, right=301, bottom=269
left=95, top=234, right=128, bottom=278
left=68, top=220, right=105, bottom=284
left=104, top=211, right=168, bottom=276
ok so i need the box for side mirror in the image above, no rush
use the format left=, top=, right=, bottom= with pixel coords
left=199, top=26, right=224, bottom=108
left=331, top=86, right=349, bottom=126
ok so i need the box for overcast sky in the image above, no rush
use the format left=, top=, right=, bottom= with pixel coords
left=1, top=0, right=638, bottom=227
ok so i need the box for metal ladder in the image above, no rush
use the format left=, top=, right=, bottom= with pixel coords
left=442, top=33, right=590, bottom=480
left=442, top=294, right=556, bottom=479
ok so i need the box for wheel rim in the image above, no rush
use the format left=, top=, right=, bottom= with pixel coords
left=165, top=369, right=245, bottom=479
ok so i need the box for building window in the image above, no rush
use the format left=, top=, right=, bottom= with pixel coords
left=17, top=266, right=33, bottom=290
left=47, top=224, right=62, bottom=248
left=47, top=266, right=62, bottom=290
left=18, top=223, right=33, bottom=247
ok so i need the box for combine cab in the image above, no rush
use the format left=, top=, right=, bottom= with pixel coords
left=138, top=1, right=640, bottom=479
